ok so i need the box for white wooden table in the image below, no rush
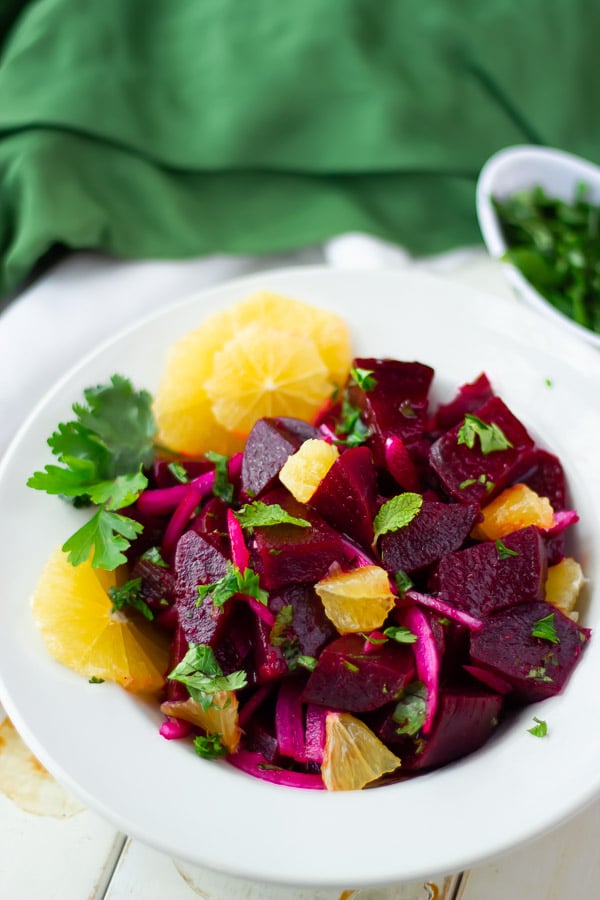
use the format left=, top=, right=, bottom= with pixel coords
left=1, top=243, right=599, bottom=899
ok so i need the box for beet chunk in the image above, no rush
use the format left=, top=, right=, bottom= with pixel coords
left=174, top=530, right=230, bottom=647
left=469, top=600, right=590, bottom=702
left=302, top=634, right=415, bottom=712
left=379, top=685, right=504, bottom=771
left=242, top=417, right=318, bottom=498
left=350, top=358, right=434, bottom=460
left=309, top=445, right=377, bottom=548
left=429, top=373, right=494, bottom=435
left=252, top=488, right=354, bottom=590
left=518, top=448, right=567, bottom=511
left=380, top=499, right=480, bottom=575
left=435, top=526, right=547, bottom=617
left=130, top=556, right=175, bottom=611
left=269, top=583, right=337, bottom=659
left=429, top=396, right=536, bottom=504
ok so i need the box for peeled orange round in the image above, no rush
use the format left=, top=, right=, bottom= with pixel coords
left=32, top=547, right=169, bottom=693
left=321, top=712, right=401, bottom=791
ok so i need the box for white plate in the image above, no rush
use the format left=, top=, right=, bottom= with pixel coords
left=1, top=266, right=600, bottom=888
left=476, top=144, right=600, bottom=349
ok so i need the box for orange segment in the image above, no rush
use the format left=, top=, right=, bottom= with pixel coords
left=153, top=292, right=352, bottom=456
left=545, top=557, right=585, bottom=616
left=315, top=565, right=396, bottom=633
left=279, top=438, right=339, bottom=503
left=471, top=483, right=554, bottom=541
left=32, top=547, right=168, bottom=693
left=321, top=712, right=401, bottom=791
left=161, top=692, right=241, bottom=752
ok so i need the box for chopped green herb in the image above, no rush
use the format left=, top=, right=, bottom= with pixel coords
left=457, top=414, right=513, bottom=454
left=197, top=562, right=268, bottom=609
left=373, top=493, right=423, bottom=542
left=270, top=605, right=294, bottom=647
left=528, top=716, right=548, bottom=738
left=496, top=539, right=519, bottom=560
left=167, top=461, right=189, bottom=483
left=531, top=612, right=560, bottom=644
left=545, top=377, right=553, bottom=388
left=383, top=625, right=418, bottom=644
left=400, top=399, right=417, bottom=418
left=526, top=666, right=553, bottom=683
left=193, top=733, right=228, bottom=759
left=88, top=676, right=105, bottom=684
left=204, top=451, right=234, bottom=503
left=168, top=644, right=247, bottom=709
left=343, top=659, right=360, bottom=673
left=392, top=682, right=427, bottom=736
left=361, top=632, right=388, bottom=646
left=394, top=569, right=414, bottom=597
left=296, top=655, right=318, bottom=672
left=335, top=396, right=370, bottom=447
left=459, top=478, right=477, bottom=489
left=109, top=577, right=154, bottom=621
left=141, top=546, right=169, bottom=568
left=62, top=507, right=144, bottom=570
left=350, top=366, right=377, bottom=391
left=235, top=501, right=310, bottom=529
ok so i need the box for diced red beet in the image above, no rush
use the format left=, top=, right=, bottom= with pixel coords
left=174, top=531, right=231, bottom=648
left=166, top=624, right=190, bottom=702
left=380, top=498, right=480, bottom=574
left=309, top=445, right=377, bottom=548
left=250, top=615, right=289, bottom=684
left=429, top=373, right=494, bottom=434
left=252, top=488, right=355, bottom=590
left=302, top=634, right=415, bottom=712
left=152, top=458, right=212, bottom=488
left=305, top=705, right=327, bottom=763
left=463, top=664, right=513, bottom=695
left=190, top=496, right=229, bottom=548
left=384, top=686, right=504, bottom=771
left=517, top=448, right=568, bottom=510
left=241, top=417, right=318, bottom=499
left=269, top=583, right=337, bottom=658
left=429, top=396, right=536, bottom=504
left=130, top=556, right=175, bottom=611
left=349, top=358, right=434, bottom=459
left=435, top=526, right=547, bottom=618
left=469, top=600, right=590, bottom=702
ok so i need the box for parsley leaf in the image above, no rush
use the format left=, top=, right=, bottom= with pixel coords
left=383, top=625, right=418, bottom=644
left=168, top=462, right=189, bottom=484
left=193, top=733, right=228, bottom=759
left=235, top=501, right=310, bottom=529
left=108, top=577, right=154, bottom=621
left=168, top=644, right=247, bottom=709
left=62, top=508, right=143, bottom=569
left=496, top=539, right=519, bottom=560
left=141, top=546, right=168, bottom=568
left=457, top=414, right=513, bottom=454
left=392, top=682, right=427, bottom=736
left=197, top=562, right=268, bottom=608
left=531, top=612, right=560, bottom=644
left=528, top=716, right=548, bottom=738
left=350, top=366, right=377, bottom=391
left=296, top=655, right=318, bottom=671
left=204, top=451, right=234, bottom=503
left=373, top=493, right=423, bottom=542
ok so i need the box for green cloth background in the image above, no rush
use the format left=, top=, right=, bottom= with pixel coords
left=0, top=0, right=598, bottom=297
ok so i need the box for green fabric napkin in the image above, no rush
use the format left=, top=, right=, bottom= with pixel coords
left=0, top=0, right=598, bottom=297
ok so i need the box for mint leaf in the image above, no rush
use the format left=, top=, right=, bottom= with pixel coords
left=531, top=612, right=560, bottom=644
left=350, top=366, right=377, bottom=391
left=496, top=539, right=519, bottom=560
left=235, top=501, right=310, bottom=529
left=373, top=493, right=423, bottom=541
left=62, top=508, right=143, bottom=569
left=205, top=451, right=234, bottom=503
left=109, top=577, right=154, bottom=621
left=197, top=562, right=268, bottom=608
left=168, top=644, right=247, bottom=708
left=457, top=414, right=513, bottom=454
left=528, top=716, right=548, bottom=737
left=383, top=625, right=417, bottom=644
left=335, top=396, right=370, bottom=447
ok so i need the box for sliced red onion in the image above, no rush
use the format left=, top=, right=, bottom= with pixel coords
left=305, top=705, right=327, bottom=764
left=398, top=604, right=440, bottom=734
left=547, top=509, right=579, bottom=535
left=242, top=595, right=275, bottom=627
left=137, top=483, right=193, bottom=516
left=275, top=679, right=307, bottom=763
left=227, top=508, right=250, bottom=571
left=406, top=590, right=483, bottom=632
left=227, top=750, right=324, bottom=790
left=159, top=718, right=193, bottom=740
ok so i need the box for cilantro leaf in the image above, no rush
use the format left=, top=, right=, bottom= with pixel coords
left=531, top=612, right=560, bottom=644
left=197, top=562, right=268, bottom=608
left=457, top=414, right=513, bottom=454
left=350, top=366, right=377, bottom=391
left=392, top=682, right=427, bottom=736
left=496, top=539, right=519, bottom=560
left=194, top=733, right=228, bottom=759
left=168, top=644, right=247, bottom=708
left=373, top=493, right=423, bottom=542
left=235, top=501, right=310, bottom=529
left=108, top=577, right=154, bottom=621
left=383, top=625, right=418, bottom=644
left=62, top=508, right=143, bottom=569
left=528, top=716, right=548, bottom=737
left=205, top=451, right=234, bottom=503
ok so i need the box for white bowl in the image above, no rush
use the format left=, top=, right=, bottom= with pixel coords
left=476, top=144, right=600, bottom=349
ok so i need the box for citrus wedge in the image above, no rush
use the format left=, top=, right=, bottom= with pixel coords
left=321, top=712, right=401, bottom=791
left=545, top=557, right=585, bottom=616
left=161, top=692, right=241, bottom=753
left=279, top=438, right=339, bottom=503
left=471, top=483, right=554, bottom=541
left=32, top=547, right=169, bottom=693
left=153, top=292, right=351, bottom=455
left=315, top=565, right=396, bottom=633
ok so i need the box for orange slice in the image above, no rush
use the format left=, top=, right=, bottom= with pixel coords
left=321, top=712, right=401, bottom=791
left=545, top=557, right=585, bottom=616
left=279, top=438, right=339, bottom=503
left=161, top=692, right=241, bottom=753
left=153, top=292, right=351, bottom=455
left=315, top=565, right=396, bottom=633
left=32, top=547, right=169, bottom=693
left=471, top=483, right=554, bottom=541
